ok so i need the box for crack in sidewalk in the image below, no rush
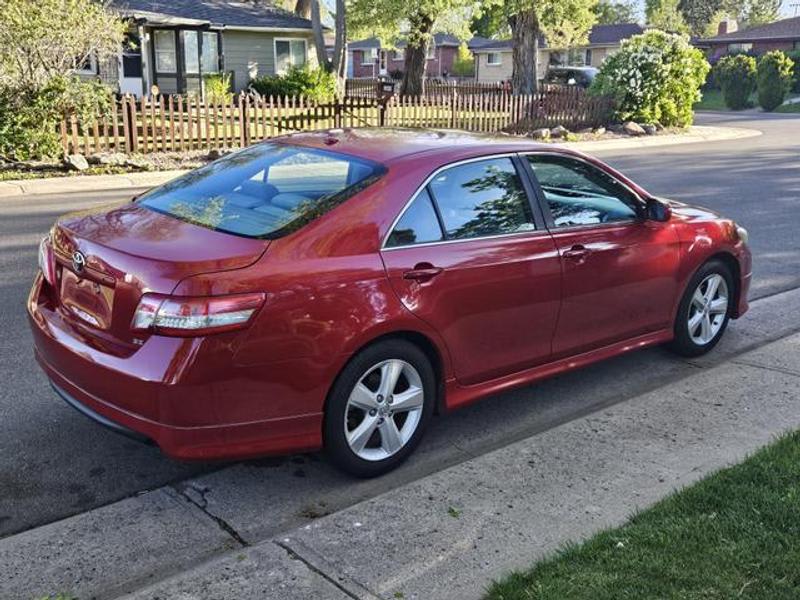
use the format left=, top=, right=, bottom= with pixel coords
left=171, top=482, right=249, bottom=547
left=729, top=358, right=800, bottom=379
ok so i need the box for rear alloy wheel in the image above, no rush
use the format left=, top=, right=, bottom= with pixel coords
left=668, top=260, right=734, bottom=357
left=325, top=340, right=434, bottom=477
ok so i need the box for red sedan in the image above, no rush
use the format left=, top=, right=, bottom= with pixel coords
left=29, top=129, right=751, bottom=476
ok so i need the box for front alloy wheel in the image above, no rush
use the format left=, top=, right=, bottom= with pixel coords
left=325, top=339, right=435, bottom=477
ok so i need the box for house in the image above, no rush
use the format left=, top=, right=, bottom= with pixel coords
left=349, top=33, right=461, bottom=79
left=77, top=0, right=317, bottom=97
left=698, top=17, right=800, bottom=61
left=469, top=23, right=644, bottom=83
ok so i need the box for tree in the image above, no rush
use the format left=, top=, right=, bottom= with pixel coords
left=678, top=0, right=724, bottom=35
left=594, top=0, right=639, bottom=24
left=647, top=0, right=690, bottom=32
left=291, top=0, right=347, bottom=93
left=715, top=53, right=757, bottom=109
left=743, top=0, right=782, bottom=26
left=757, top=50, right=794, bottom=110
left=470, top=2, right=508, bottom=37
left=491, top=0, right=597, bottom=94
left=451, top=42, right=475, bottom=76
left=349, top=0, right=478, bottom=95
left=0, top=0, right=126, bottom=91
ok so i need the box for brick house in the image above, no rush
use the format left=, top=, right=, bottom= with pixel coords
left=349, top=33, right=461, bottom=79
left=468, top=23, right=643, bottom=84
left=76, top=0, right=317, bottom=97
left=697, top=16, right=800, bottom=61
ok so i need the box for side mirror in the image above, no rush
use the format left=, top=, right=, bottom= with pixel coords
left=645, top=197, right=671, bottom=222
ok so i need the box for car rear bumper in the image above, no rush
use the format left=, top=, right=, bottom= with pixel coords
left=28, top=276, right=323, bottom=461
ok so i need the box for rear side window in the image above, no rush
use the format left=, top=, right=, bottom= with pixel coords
left=138, top=143, right=384, bottom=239
left=386, top=189, right=444, bottom=247
left=428, top=157, right=535, bottom=240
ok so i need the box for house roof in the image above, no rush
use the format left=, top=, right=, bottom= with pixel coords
left=111, top=0, right=313, bottom=30
left=468, top=23, right=643, bottom=53
left=699, top=16, right=800, bottom=43
left=349, top=32, right=461, bottom=51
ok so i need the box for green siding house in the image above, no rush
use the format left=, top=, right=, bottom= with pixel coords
left=80, top=0, right=316, bottom=97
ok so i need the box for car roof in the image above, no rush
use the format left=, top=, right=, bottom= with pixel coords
left=273, top=128, right=556, bottom=164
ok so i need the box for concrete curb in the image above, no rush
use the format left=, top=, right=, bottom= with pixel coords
left=562, top=124, right=762, bottom=152
left=0, top=125, right=761, bottom=199
left=0, top=169, right=187, bottom=199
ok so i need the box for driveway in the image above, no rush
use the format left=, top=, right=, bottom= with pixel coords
left=1, top=112, right=798, bottom=540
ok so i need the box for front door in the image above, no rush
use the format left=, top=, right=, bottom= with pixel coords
left=381, top=156, right=562, bottom=385
left=119, top=31, right=143, bottom=97
left=524, top=153, right=680, bottom=358
left=379, top=50, right=388, bottom=76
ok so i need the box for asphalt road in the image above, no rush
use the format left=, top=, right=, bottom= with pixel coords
left=1, top=112, right=798, bottom=539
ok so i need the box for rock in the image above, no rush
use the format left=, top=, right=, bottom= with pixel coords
left=88, top=152, right=127, bottom=166
left=655, top=122, right=665, bottom=131
left=592, top=126, right=606, bottom=136
left=622, top=121, right=646, bottom=136
left=550, top=125, right=568, bottom=139
left=530, top=128, right=551, bottom=140
left=64, top=154, right=89, bottom=171
left=607, top=123, right=624, bottom=133
left=125, top=157, right=152, bottom=171
left=207, top=148, right=223, bottom=160
left=642, top=124, right=657, bottom=135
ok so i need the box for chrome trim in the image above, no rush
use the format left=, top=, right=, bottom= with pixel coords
left=380, top=152, right=533, bottom=251
left=381, top=228, right=550, bottom=252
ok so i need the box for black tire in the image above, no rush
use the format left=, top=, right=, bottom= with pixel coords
left=324, top=339, right=435, bottom=477
left=668, top=259, right=734, bottom=357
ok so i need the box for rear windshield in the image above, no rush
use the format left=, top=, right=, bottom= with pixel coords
left=138, top=143, right=385, bottom=239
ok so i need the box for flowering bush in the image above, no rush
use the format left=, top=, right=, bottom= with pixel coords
left=590, top=30, right=709, bottom=127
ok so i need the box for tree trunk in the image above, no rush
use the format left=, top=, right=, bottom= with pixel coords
left=331, top=0, right=347, bottom=95
left=310, top=0, right=329, bottom=70
left=510, top=9, right=540, bottom=95
left=401, top=13, right=433, bottom=96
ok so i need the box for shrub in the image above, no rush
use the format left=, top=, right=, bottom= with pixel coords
left=250, top=66, right=336, bottom=101
left=0, top=75, right=112, bottom=160
left=590, top=30, right=709, bottom=127
left=203, top=73, right=233, bottom=105
left=715, top=54, right=757, bottom=110
left=757, top=51, right=794, bottom=111
left=451, top=43, right=475, bottom=78
left=787, top=50, right=800, bottom=92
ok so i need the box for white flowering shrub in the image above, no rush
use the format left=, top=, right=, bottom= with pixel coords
left=590, top=30, right=710, bottom=127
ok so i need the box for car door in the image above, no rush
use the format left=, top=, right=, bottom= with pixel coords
left=523, top=153, right=680, bottom=358
left=381, top=156, right=562, bottom=386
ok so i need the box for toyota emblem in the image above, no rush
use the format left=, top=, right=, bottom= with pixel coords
left=72, top=251, right=86, bottom=273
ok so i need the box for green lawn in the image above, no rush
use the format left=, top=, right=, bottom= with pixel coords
left=775, top=101, right=800, bottom=113
left=695, top=89, right=800, bottom=112
left=486, top=431, right=800, bottom=600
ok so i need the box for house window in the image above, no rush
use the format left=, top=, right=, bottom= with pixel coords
left=183, top=31, right=200, bottom=74
left=567, top=48, right=588, bottom=66
left=794, top=41, right=800, bottom=50
left=275, top=38, right=307, bottom=73
left=486, top=52, right=502, bottom=66
left=727, top=42, right=753, bottom=54
left=202, top=32, right=219, bottom=72
left=362, top=48, right=377, bottom=65
left=154, top=30, right=177, bottom=73
left=121, top=32, right=142, bottom=78
left=393, top=49, right=404, bottom=61
left=74, top=54, right=97, bottom=75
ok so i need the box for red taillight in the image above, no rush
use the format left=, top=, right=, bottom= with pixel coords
left=131, top=292, right=265, bottom=337
left=38, top=236, right=56, bottom=286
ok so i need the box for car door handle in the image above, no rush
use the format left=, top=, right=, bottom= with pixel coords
left=403, top=264, right=444, bottom=281
left=563, top=245, right=590, bottom=261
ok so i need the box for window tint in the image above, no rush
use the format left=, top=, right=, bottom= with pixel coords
left=386, top=189, right=443, bottom=247
left=429, top=158, right=535, bottom=240
left=527, top=155, right=640, bottom=227
left=139, top=144, right=384, bottom=239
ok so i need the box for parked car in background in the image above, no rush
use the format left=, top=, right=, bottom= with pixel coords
left=29, top=129, right=751, bottom=477
left=544, top=66, right=599, bottom=88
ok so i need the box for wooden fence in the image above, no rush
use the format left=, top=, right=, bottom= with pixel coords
left=59, top=88, right=613, bottom=156
left=345, top=78, right=509, bottom=99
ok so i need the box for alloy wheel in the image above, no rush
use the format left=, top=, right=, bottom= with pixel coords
left=687, top=273, right=729, bottom=345
left=344, top=359, right=424, bottom=461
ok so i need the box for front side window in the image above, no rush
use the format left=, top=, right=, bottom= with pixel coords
left=428, top=158, right=535, bottom=241
left=486, top=52, right=502, bottom=66
left=138, top=144, right=384, bottom=239
left=727, top=42, right=753, bottom=54
left=154, top=30, right=177, bottom=73
left=526, top=155, right=640, bottom=228
left=276, top=39, right=307, bottom=73
left=182, top=31, right=200, bottom=74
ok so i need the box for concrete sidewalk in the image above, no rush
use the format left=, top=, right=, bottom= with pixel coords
left=2, top=323, right=799, bottom=600
left=0, top=125, right=760, bottom=199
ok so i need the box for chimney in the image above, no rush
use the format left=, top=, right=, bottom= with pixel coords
left=718, top=18, right=738, bottom=36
